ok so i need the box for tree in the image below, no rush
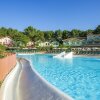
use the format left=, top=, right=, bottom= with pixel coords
left=44, top=31, right=54, bottom=41
left=36, top=30, right=45, bottom=41
left=13, top=32, right=30, bottom=47
left=7, top=28, right=19, bottom=38
left=86, top=29, right=93, bottom=35
left=94, top=25, right=100, bottom=34
left=0, top=27, right=7, bottom=37
left=55, top=29, right=63, bottom=39
left=24, top=26, right=37, bottom=42
left=71, top=29, right=81, bottom=37
left=62, top=30, right=70, bottom=39
left=79, top=31, right=87, bottom=37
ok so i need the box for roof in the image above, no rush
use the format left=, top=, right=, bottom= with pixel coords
left=71, top=45, right=100, bottom=47
left=87, top=34, right=100, bottom=36
left=0, top=36, right=12, bottom=39
left=63, top=37, right=86, bottom=41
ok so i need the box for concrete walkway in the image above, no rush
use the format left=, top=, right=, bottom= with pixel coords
left=0, top=58, right=73, bottom=100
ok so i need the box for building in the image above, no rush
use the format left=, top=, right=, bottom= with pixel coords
left=27, top=41, right=34, bottom=47
left=63, top=37, right=86, bottom=46
left=0, top=37, right=13, bottom=47
left=38, top=41, right=51, bottom=47
left=35, top=40, right=59, bottom=47
left=87, top=34, right=100, bottom=44
left=51, top=41, right=59, bottom=48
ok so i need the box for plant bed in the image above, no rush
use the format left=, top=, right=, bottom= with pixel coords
left=0, top=54, right=5, bottom=58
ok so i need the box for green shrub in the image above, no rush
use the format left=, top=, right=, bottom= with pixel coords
left=0, top=54, right=5, bottom=58
left=0, top=44, right=6, bottom=53
left=0, top=44, right=6, bottom=58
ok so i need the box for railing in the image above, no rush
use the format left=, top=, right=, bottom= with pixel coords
left=6, top=48, right=70, bottom=53
left=6, top=47, right=100, bottom=55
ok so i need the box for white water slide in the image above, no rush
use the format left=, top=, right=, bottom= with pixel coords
left=0, top=58, right=73, bottom=100
left=63, top=52, right=73, bottom=59
left=53, top=51, right=66, bottom=58
left=53, top=52, right=73, bottom=59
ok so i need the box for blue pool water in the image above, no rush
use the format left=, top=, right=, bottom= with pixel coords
left=18, top=54, right=100, bottom=100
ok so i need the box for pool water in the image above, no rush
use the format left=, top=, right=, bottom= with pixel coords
left=18, top=54, right=100, bottom=100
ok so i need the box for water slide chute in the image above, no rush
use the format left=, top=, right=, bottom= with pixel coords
left=53, top=51, right=66, bottom=58
left=53, top=52, right=73, bottom=59
left=63, top=52, right=73, bottom=59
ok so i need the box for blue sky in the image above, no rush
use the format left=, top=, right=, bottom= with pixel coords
left=0, top=0, right=100, bottom=31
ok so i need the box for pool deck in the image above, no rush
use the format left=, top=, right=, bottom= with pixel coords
left=0, top=58, right=73, bottom=100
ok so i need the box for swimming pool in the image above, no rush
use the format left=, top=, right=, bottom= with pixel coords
left=18, top=54, right=100, bottom=100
